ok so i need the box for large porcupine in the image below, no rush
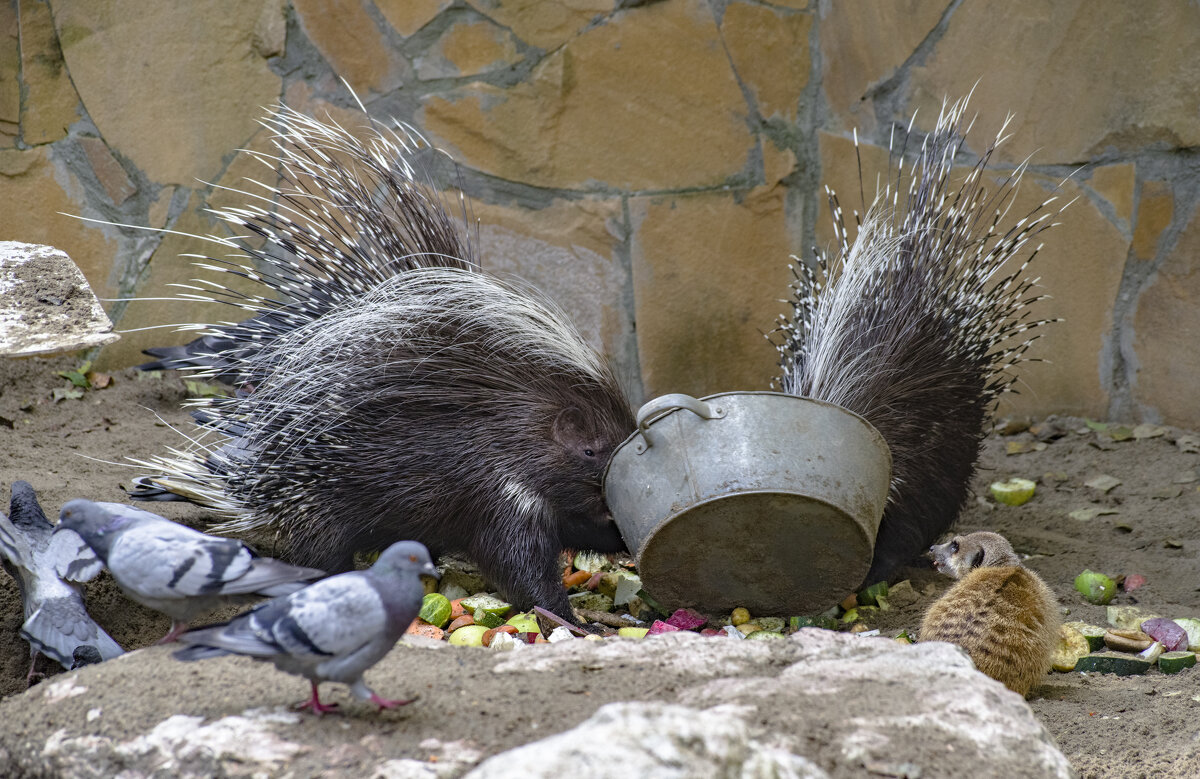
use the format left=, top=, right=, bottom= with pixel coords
left=774, top=96, right=1067, bottom=585
left=129, top=104, right=635, bottom=619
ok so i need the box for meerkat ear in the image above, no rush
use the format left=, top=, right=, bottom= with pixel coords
left=971, top=547, right=986, bottom=568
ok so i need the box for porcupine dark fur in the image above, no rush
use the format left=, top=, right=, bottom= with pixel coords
left=128, top=103, right=635, bottom=619
left=772, top=96, right=1068, bottom=586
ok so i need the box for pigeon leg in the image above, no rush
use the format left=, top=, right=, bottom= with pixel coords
left=157, top=619, right=191, bottom=644
left=296, top=681, right=339, bottom=715
left=25, top=648, right=44, bottom=686
left=370, top=692, right=417, bottom=710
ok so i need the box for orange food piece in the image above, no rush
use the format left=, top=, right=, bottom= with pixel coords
left=446, top=614, right=476, bottom=632
left=449, top=598, right=468, bottom=619
left=563, top=570, right=592, bottom=588
left=407, top=621, right=445, bottom=641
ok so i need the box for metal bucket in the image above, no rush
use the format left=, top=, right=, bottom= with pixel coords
left=603, top=391, right=892, bottom=615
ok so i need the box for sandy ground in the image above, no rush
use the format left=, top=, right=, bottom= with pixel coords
left=1, top=353, right=1198, bottom=777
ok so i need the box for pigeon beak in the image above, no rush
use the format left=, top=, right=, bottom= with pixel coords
left=420, top=562, right=440, bottom=583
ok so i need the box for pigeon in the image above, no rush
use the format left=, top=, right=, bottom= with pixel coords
left=174, top=540, right=439, bottom=714
left=57, top=499, right=326, bottom=643
left=0, top=482, right=124, bottom=681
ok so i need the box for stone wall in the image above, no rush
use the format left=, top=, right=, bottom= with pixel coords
left=2, top=0, right=1198, bottom=423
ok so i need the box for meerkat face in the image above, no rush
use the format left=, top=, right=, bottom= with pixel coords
left=928, top=531, right=1020, bottom=578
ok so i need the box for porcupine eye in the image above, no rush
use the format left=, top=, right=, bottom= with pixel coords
left=583, top=448, right=595, bottom=458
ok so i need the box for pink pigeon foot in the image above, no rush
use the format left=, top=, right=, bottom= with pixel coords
left=370, top=692, right=417, bottom=710
left=156, top=619, right=190, bottom=644
left=295, top=682, right=340, bottom=715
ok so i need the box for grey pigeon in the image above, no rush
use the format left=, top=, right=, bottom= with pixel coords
left=0, top=482, right=123, bottom=681
left=174, top=540, right=438, bottom=714
left=57, top=499, right=325, bottom=643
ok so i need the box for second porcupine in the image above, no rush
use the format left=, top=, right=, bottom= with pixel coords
left=129, top=103, right=635, bottom=619
left=773, top=96, right=1069, bottom=586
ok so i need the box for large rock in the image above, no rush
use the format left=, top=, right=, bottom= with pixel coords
left=0, top=630, right=1071, bottom=777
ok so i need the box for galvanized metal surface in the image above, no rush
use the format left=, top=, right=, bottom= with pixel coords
left=603, top=391, right=892, bottom=615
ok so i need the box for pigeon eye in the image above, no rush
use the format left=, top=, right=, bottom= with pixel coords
left=409, top=555, right=418, bottom=563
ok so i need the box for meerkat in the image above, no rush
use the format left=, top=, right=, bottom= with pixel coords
left=919, top=531, right=1059, bottom=697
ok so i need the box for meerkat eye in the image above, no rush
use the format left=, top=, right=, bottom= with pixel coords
left=949, top=540, right=959, bottom=554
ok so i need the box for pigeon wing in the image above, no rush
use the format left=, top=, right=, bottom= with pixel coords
left=46, top=527, right=105, bottom=583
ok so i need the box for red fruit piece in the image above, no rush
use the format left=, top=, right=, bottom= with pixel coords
left=1142, top=618, right=1188, bottom=652
left=666, top=608, right=707, bottom=631
left=1122, top=574, right=1147, bottom=591
left=647, top=620, right=681, bottom=635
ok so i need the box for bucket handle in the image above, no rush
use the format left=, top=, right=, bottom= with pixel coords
left=632, top=393, right=726, bottom=454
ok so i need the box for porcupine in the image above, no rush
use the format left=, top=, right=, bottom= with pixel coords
left=773, top=95, right=1068, bottom=586
left=127, top=103, right=635, bottom=620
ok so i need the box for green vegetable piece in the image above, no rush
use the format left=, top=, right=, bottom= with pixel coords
left=447, top=624, right=489, bottom=647
left=505, top=612, right=540, bottom=634
left=990, top=477, right=1036, bottom=506
left=1158, top=651, right=1197, bottom=674
left=1063, top=621, right=1107, bottom=652
left=1073, top=652, right=1152, bottom=676
left=460, top=594, right=511, bottom=618
left=858, top=581, right=889, bottom=607
left=474, top=610, right=505, bottom=629
left=1172, top=618, right=1200, bottom=652
left=617, top=627, right=649, bottom=639
left=418, top=593, right=452, bottom=628
left=1074, top=570, right=1117, bottom=605
left=745, top=630, right=785, bottom=640
left=756, top=617, right=785, bottom=633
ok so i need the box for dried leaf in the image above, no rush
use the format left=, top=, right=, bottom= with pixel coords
left=1085, top=474, right=1122, bottom=493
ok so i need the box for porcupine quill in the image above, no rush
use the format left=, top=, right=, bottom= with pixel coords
left=126, top=101, right=635, bottom=621
left=772, top=95, right=1070, bottom=586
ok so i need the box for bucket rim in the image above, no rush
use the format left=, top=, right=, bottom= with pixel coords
left=602, top=390, right=893, bottom=488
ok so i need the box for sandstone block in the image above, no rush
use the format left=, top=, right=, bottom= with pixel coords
left=630, top=186, right=793, bottom=399
left=378, top=0, right=452, bottom=37
left=423, top=0, right=754, bottom=190
left=1088, top=163, right=1134, bottom=225
left=465, top=0, right=612, bottom=50
left=53, top=0, right=281, bottom=186
left=415, top=18, right=522, bottom=80
left=78, top=137, right=135, bottom=206
left=721, top=2, right=811, bottom=121
left=820, top=0, right=947, bottom=134
left=1132, top=201, right=1200, bottom=427
left=1132, top=180, right=1173, bottom=262
left=908, top=0, right=1200, bottom=163
left=0, top=1, right=19, bottom=143
left=0, top=147, right=117, bottom=300
left=292, top=0, right=400, bottom=94
left=17, top=0, right=80, bottom=146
